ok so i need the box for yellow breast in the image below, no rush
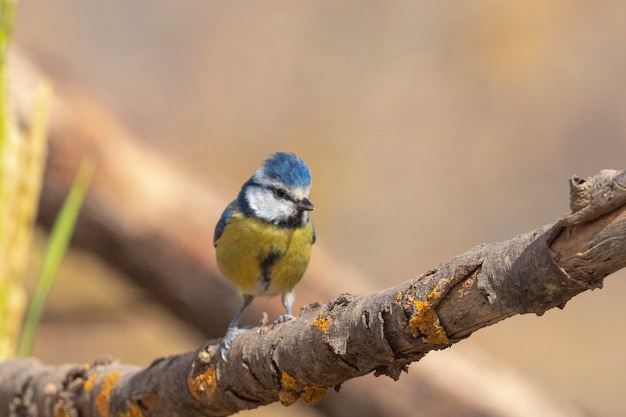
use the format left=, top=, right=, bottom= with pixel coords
left=215, top=211, right=314, bottom=297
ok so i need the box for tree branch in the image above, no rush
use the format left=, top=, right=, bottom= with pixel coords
left=1, top=168, right=625, bottom=416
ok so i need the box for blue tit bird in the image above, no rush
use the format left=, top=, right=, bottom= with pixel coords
left=214, top=152, right=316, bottom=360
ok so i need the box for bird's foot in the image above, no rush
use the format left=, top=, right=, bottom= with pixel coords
left=274, top=314, right=294, bottom=324
left=219, top=326, right=251, bottom=361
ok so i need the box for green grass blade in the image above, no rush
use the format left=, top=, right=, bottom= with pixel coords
left=17, top=159, right=94, bottom=357
left=0, top=0, right=18, bottom=357
left=0, top=0, right=16, bottom=149
left=0, top=0, right=16, bottom=56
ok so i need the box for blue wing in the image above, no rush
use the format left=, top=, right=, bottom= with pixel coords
left=214, top=201, right=237, bottom=247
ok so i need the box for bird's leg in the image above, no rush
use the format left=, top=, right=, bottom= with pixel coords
left=275, top=289, right=295, bottom=324
left=220, top=294, right=254, bottom=361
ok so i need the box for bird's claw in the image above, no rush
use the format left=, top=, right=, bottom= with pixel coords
left=219, top=326, right=251, bottom=361
left=220, top=315, right=294, bottom=360
left=274, top=314, right=294, bottom=324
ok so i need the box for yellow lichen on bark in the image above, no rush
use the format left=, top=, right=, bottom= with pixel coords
left=187, top=366, right=217, bottom=399
left=53, top=403, right=71, bottom=417
left=278, top=371, right=328, bottom=406
left=278, top=372, right=298, bottom=406
left=428, top=283, right=440, bottom=301
left=395, top=290, right=403, bottom=304
left=119, top=404, right=144, bottom=417
left=408, top=284, right=450, bottom=345
left=95, top=371, right=121, bottom=417
left=84, top=372, right=98, bottom=392
left=312, top=312, right=330, bottom=333
left=301, top=385, right=328, bottom=405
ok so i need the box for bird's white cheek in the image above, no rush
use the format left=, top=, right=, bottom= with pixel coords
left=246, top=187, right=293, bottom=222
left=273, top=200, right=296, bottom=222
left=246, top=188, right=271, bottom=213
left=262, top=199, right=295, bottom=223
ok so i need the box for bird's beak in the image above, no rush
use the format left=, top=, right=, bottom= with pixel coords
left=296, top=198, right=315, bottom=211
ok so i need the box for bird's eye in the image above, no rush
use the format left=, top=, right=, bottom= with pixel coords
left=273, top=188, right=286, bottom=198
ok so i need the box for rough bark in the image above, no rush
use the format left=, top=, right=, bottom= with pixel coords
left=1, top=168, right=624, bottom=416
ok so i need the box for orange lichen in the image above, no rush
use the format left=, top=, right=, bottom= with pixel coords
left=187, top=366, right=217, bottom=400
left=278, top=372, right=298, bottom=406
left=278, top=371, right=328, bottom=406
left=428, top=283, right=440, bottom=301
left=84, top=372, right=99, bottom=392
left=301, top=385, right=328, bottom=405
left=119, top=404, right=144, bottom=417
left=95, top=371, right=121, bottom=417
left=281, top=372, right=297, bottom=390
left=312, top=312, right=331, bottom=333
left=408, top=284, right=449, bottom=345
left=395, top=290, right=403, bottom=305
left=53, top=403, right=71, bottom=417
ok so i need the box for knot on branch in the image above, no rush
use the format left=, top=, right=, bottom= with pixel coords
left=561, top=169, right=626, bottom=228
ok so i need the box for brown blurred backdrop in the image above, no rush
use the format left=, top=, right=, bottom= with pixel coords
left=12, top=1, right=626, bottom=416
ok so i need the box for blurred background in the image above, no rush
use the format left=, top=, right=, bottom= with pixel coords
left=10, top=1, right=626, bottom=416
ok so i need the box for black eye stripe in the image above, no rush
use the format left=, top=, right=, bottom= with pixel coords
left=271, top=187, right=287, bottom=199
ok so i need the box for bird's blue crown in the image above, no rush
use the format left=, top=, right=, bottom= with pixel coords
left=260, top=152, right=311, bottom=188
